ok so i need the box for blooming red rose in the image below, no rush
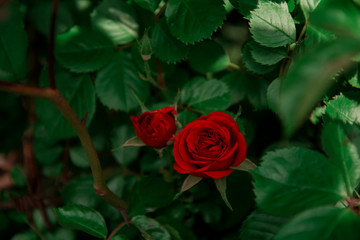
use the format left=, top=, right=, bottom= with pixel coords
left=130, top=107, right=177, bottom=148
left=173, top=112, right=246, bottom=179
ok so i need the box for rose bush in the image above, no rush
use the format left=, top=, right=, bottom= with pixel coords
left=130, top=107, right=177, bottom=148
left=173, top=112, right=246, bottom=179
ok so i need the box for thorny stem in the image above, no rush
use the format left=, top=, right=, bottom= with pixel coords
left=0, top=80, right=129, bottom=211
left=144, top=61, right=172, bottom=103
left=106, top=221, right=128, bottom=240
left=281, top=21, right=309, bottom=77
left=48, top=0, right=60, bottom=89
left=154, top=1, right=168, bottom=24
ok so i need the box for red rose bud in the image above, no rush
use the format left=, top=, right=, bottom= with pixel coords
left=130, top=107, right=177, bottom=148
left=173, top=112, right=246, bottom=179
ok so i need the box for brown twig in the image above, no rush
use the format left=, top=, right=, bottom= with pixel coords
left=0, top=80, right=129, bottom=211
left=156, top=58, right=166, bottom=89
left=155, top=1, right=168, bottom=24
left=48, top=0, right=60, bottom=89
left=106, top=221, right=128, bottom=240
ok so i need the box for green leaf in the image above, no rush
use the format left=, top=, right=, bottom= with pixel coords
left=322, top=121, right=360, bottom=195
left=61, top=176, right=102, bottom=208
left=249, top=41, right=288, bottom=66
left=33, top=124, right=62, bottom=165
left=95, top=52, right=150, bottom=112
left=242, top=41, right=277, bottom=74
left=252, top=147, right=346, bottom=216
left=10, top=166, right=27, bottom=187
left=151, top=19, right=190, bottom=63
left=44, top=229, right=75, bottom=240
left=231, top=158, right=257, bottom=171
left=215, top=178, right=233, bottom=210
left=156, top=216, right=198, bottom=240
left=129, top=175, right=173, bottom=217
left=91, top=0, right=139, bottom=45
left=311, top=0, right=360, bottom=40
left=111, top=125, right=140, bottom=166
left=325, top=93, right=360, bottom=125
left=35, top=70, right=95, bottom=140
left=181, top=78, right=231, bottom=112
left=249, top=2, right=296, bottom=47
left=279, top=38, right=360, bottom=136
left=274, top=206, right=360, bottom=240
left=55, top=26, right=114, bottom=72
left=229, top=0, right=258, bottom=18
left=131, top=215, right=171, bottom=240
left=165, top=0, right=227, bottom=44
left=11, top=231, right=37, bottom=240
left=0, top=2, right=28, bottom=81
left=188, top=41, right=230, bottom=73
left=176, top=110, right=199, bottom=127
left=304, top=24, right=336, bottom=47
left=55, top=204, right=108, bottom=238
left=240, top=210, right=288, bottom=240
left=134, top=0, right=161, bottom=11
left=30, top=2, right=74, bottom=36
left=266, top=78, right=281, bottom=113
left=346, top=63, right=360, bottom=88
left=300, top=0, right=322, bottom=20
left=69, top=145, right=89, bottom=168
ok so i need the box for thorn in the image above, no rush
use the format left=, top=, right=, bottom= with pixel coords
left=81, top=112, right=89, bottom=126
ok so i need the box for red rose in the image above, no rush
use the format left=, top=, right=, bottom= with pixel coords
left=173, top=112, right=246, bottom=179
left=131, top=107, right=177, bottom=148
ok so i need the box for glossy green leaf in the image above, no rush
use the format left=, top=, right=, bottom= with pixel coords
left=35, top=70, right=95, bottom=140
left=95, top=52, right=150, bottom=112
left=55, top=26, right=114, bottom=72
left=91, top=0, right=138, bottom=45
left=30, top=2, right=73, bottom=36
left=322, top=122, right=360, bottom=194
left=61, top=175, right=102, bottom=208
left=165, top=0, right=226, bottom=44
left=240, top=210, right=288, bottom=240
left=134, top=0, right=161, bottom=11
left=279, top=38, right=360, bottom=136
left=10, top=166, right=27, bottom=187
left=188, top=41, right=230, bottom=73
left=33, top=124, right=62, bottom=165
left=249, top=41, right=288, bottom=66
left=0, top=3, right=28, bottom=81
left=266, top=78, right=281, bottom=113
left=242, top=41, right=277, bottom=74
left=300, top=0, right=322, bottom=20
left=44, top=229, right=75, bottom=240
left=131, top=215, right=171, bottom=240
left=249, top=2, right=296, bottom=47
left=346, top=64, right=360, bottom=88
left=252, top=147, right=346, bottom=216
left=156, top=216, right=198, bottom=240
left=311, top=0, right=360, bottom=40
left=55, top=204, right=108, bottom=238
left=325, top=93, right=360, bottom=125
left=151, top=19, right=189, bottom=63
left=129, top=175, right=173, bottom=217
left=69, top=145, right=89, bottom=168
left=11, top=231, right=37, bottom=240
left=229, top=0, right=258, bottom=18
left=274, top=206, right=360, bottom=240
left=111, top=125, right=140, bottom=166
left=181, top=78, right=231, bottom=112
left=176, top=110, right=199, bottom=127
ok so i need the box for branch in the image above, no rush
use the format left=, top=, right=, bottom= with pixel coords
left=0, top=80, right=128, bottom=210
